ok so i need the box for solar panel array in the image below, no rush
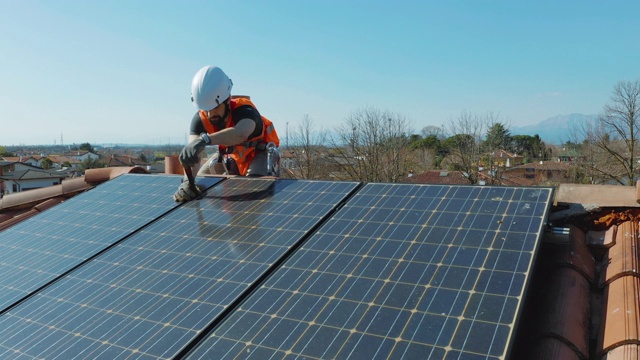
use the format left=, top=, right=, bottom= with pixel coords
left=0, top=176, right=552, bottom=360
left=0, top=177, right=359, bottom=359
left=186, top=184, right=552, bottom=359
left=0, top=174, right=220, bottom=313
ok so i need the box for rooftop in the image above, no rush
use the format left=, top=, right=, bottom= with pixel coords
left=0, top=168, right=68, bottom=181
left=0, top=167, right=638, bottom=359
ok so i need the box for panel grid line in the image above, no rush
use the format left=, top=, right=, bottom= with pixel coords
left=0, top=178, right=360, bottom=359
left=186, top=184, right=553, bottom=360
left=0, top=174, right=209, bottom=317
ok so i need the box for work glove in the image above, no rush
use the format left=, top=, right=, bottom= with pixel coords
left=179, top=134, right=210, bottom=167
left=173, top=180, right=202, bottom=202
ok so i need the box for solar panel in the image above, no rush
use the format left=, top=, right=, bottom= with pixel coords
left=186, top=184, right=553, bottom=360
left=0, top=178, right=359, bottom=359
left=0, top=174, right=220, bottom=313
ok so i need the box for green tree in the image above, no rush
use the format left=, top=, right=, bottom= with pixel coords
left=484, top=123, right=511, bottom=151
left=511, top=134, right=546, bottom=161
left=0, top=146, right=14, bottom=157
left=79, top=157, right=105, bottom=171
left=41, top=158, right=53, bottom=169
left=442, top=110, right=505, bottom=184
left=79, top=143, right=95, bottom=153
left=409, top=134, right=447, bottom=169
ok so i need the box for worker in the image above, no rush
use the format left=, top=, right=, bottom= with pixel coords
left=173, top=65, right=280, bottom=202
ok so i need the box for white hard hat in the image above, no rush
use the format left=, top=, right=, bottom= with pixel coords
left=191, top=66, right=233, bottom=111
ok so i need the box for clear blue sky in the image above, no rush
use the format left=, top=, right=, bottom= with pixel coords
left=1, top=1, right=638, bottom=146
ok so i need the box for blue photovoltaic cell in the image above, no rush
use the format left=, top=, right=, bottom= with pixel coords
left=0, top=174, right=220, bottom=312
left=186, top=184, right=553, bottom=360
left=0, top=178, right=359, bottom=359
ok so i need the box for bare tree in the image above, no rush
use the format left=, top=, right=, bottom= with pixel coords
left=331, top=106, right=413, bottom=182
left=442, top=110, right=502, bottom=184
left=420, top=125, right=445, bottom=139
left=380, top=113, right=413, bottom=183
left=579, top=80, right=640, bottom=185
left=287, top=114, right=330, bottom=179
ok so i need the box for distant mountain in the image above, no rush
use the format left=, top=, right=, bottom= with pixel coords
left=511, top=113, right=597, bottom=145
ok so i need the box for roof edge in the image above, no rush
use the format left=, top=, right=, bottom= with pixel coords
left=555, top=182, right=640, bottom=208
left=0, top=166, right=149, bottom=212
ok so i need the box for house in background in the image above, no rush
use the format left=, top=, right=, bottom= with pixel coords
left=0, top=168, right=67, bottom=195
left=0, top=161, right=15, bottom=176
left=64, top=150, right=99, bottom=163
left=0, top=162, right=49, bottom=196
left=483, top=149, right=526, bottom=168
left=107, top=154, right=149, bottom=168
left=1, top=156, right=41, bottom=167
left=503, top=160, right=573, bottom=185
left=556, top=147, right=584, bottom=163
left=44, top=155, right=82, bottom=170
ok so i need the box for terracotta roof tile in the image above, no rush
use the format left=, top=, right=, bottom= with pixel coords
left=0, top=197, right=65, bottom=232
left=599, top=221, right=639, bottom=287
left=108, top=155, right=148, bottom=167
left=513, top=226, right=592, bottom=359
left=46, top=155, right=81, bottom=164
left=529, top=266, right=591, bottom=359
left=549, top=225, right=596, bottom=282
left=599, top=276, right=640, bottom=356
left=499, top=174, right=537, bottom=187
left=588, top=227, right=616, bottom=249
left=0, top=166, right=149, bottom=230
left=602, top=344, right=640, bottom=359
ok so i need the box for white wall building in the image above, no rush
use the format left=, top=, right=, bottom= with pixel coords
left=0, top=169, right=67, bottom=195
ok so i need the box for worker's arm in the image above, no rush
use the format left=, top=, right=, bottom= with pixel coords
left=205, top=118, right=256, bottom=146
left=182, top=133, right=203, bottom=178
left=179, top=118, right=257, bottom=172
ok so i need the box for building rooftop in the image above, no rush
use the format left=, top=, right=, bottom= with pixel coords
left=0, top=168, right=67, bottom=181
left=0, top=167, right=638, bottom=359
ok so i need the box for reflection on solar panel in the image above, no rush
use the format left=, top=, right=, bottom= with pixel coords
left=0, top=174, right=205, bottom=313
left=186, top=184, right=553, bottom=360
left=0, top=178, right=359, bottom=359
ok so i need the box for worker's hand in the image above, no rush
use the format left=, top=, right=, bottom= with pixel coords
left=179, top=134, right=209, bottom=167
left=173, top=181, right=201, bottom=202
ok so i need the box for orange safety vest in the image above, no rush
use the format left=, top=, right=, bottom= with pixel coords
left=198, top=97, right=279, bottom=176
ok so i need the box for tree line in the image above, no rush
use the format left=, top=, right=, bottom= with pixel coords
left=286, top=79, right=640, bottom=186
